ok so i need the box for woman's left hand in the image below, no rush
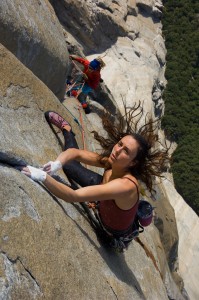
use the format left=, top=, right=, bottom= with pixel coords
left=42, top=160, right=62, bottom=175
left=21, top=166, right=47, bottom=182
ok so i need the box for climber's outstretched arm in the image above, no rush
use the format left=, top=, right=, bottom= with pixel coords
left=42, top=148, right=108, bottom=175
left=57, top=148, right=106, bottom=167
left=21, top=166, right=135, bottom=205
left=43, top=173, right=134, bottom=204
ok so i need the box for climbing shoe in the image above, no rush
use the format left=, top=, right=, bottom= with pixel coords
left=84, top=105, right=91, bottom=114
left=45, top=111, right=71, bottom=130
left=71, top=90, right=78, bottom=97
left=80, top=101, right=91, bottom=114
left=81, top=102, right=88, bottom=109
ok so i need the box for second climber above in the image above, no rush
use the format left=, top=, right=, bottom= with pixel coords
left=69, top=55, right=105, bottom=113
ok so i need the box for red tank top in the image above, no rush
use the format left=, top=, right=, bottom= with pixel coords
left=98, top=177, right=139, bottom=232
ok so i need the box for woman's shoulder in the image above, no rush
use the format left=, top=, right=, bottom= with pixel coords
left=122, top=174, right=138, bottom=183
left=102, top=168, right=111, bottom=183
left=121, top=175, right=139, bottom=191
left=103, top=171, right=139, bottom=192
left=114, top=176, right=139, bottom=209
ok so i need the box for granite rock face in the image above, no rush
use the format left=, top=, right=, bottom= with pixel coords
left=162, top=176, right=199, bottom=300
left=1, top=0, right=198, bottom=299
left=0, top=0, right=68, bottom=99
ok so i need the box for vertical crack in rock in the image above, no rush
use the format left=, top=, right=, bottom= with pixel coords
left=1, top=252, right=42, bottom=299
left=18, top=257, right=40, bottom=289
left=0, top=151, right=28, bottom=167
left=106, top=280, right=119, bottom=300
left=136, top=238, right=163, bottom=279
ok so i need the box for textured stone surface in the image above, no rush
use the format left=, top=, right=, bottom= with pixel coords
left=162, top=176, right=199, bottom=300
left=1, top=0, right=198, bottom=298
left=0, top=0, right=68, bottom=99
left=93, top=20, right=166, bottom=117
left=50, top=0, right=127, bottom=51
left=153, top=177, right=179, bottom=271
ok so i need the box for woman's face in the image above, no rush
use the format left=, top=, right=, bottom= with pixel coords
left=108, top=135, right=139, bottom=169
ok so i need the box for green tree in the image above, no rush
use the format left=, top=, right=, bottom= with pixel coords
left=162, top=0, right=199, bottom=215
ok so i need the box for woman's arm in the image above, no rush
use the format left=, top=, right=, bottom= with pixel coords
left=70, top=55, right=89, bottom=68
left=43, top=148, right=109, bottom=175
left=21, top=166, right=137, bottom=208
left=43, top=174, right=137, bottom=207
left=55, top=148, right=106, bottom=168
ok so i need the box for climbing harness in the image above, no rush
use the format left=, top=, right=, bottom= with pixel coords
left=81, top=200, right=154, bottom=253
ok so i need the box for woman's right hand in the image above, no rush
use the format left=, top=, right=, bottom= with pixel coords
left=21, top=166, right=47, bottom=182
left=42, top=160, right=62, bottom=175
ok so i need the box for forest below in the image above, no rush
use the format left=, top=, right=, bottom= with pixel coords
left=162, top=0, right=199, bottom=214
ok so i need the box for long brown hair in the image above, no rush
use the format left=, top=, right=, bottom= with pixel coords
left=92, top=102, right=170, bottom=192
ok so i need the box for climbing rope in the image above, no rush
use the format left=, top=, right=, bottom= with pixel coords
left=76, top=103, right=86, bottom=150
left=62, top=105, right=83, bottom=129
left=65, top=58, right=88, bottom=165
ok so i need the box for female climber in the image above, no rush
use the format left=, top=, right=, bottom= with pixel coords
left=21, top=104, right=169, bottom=250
